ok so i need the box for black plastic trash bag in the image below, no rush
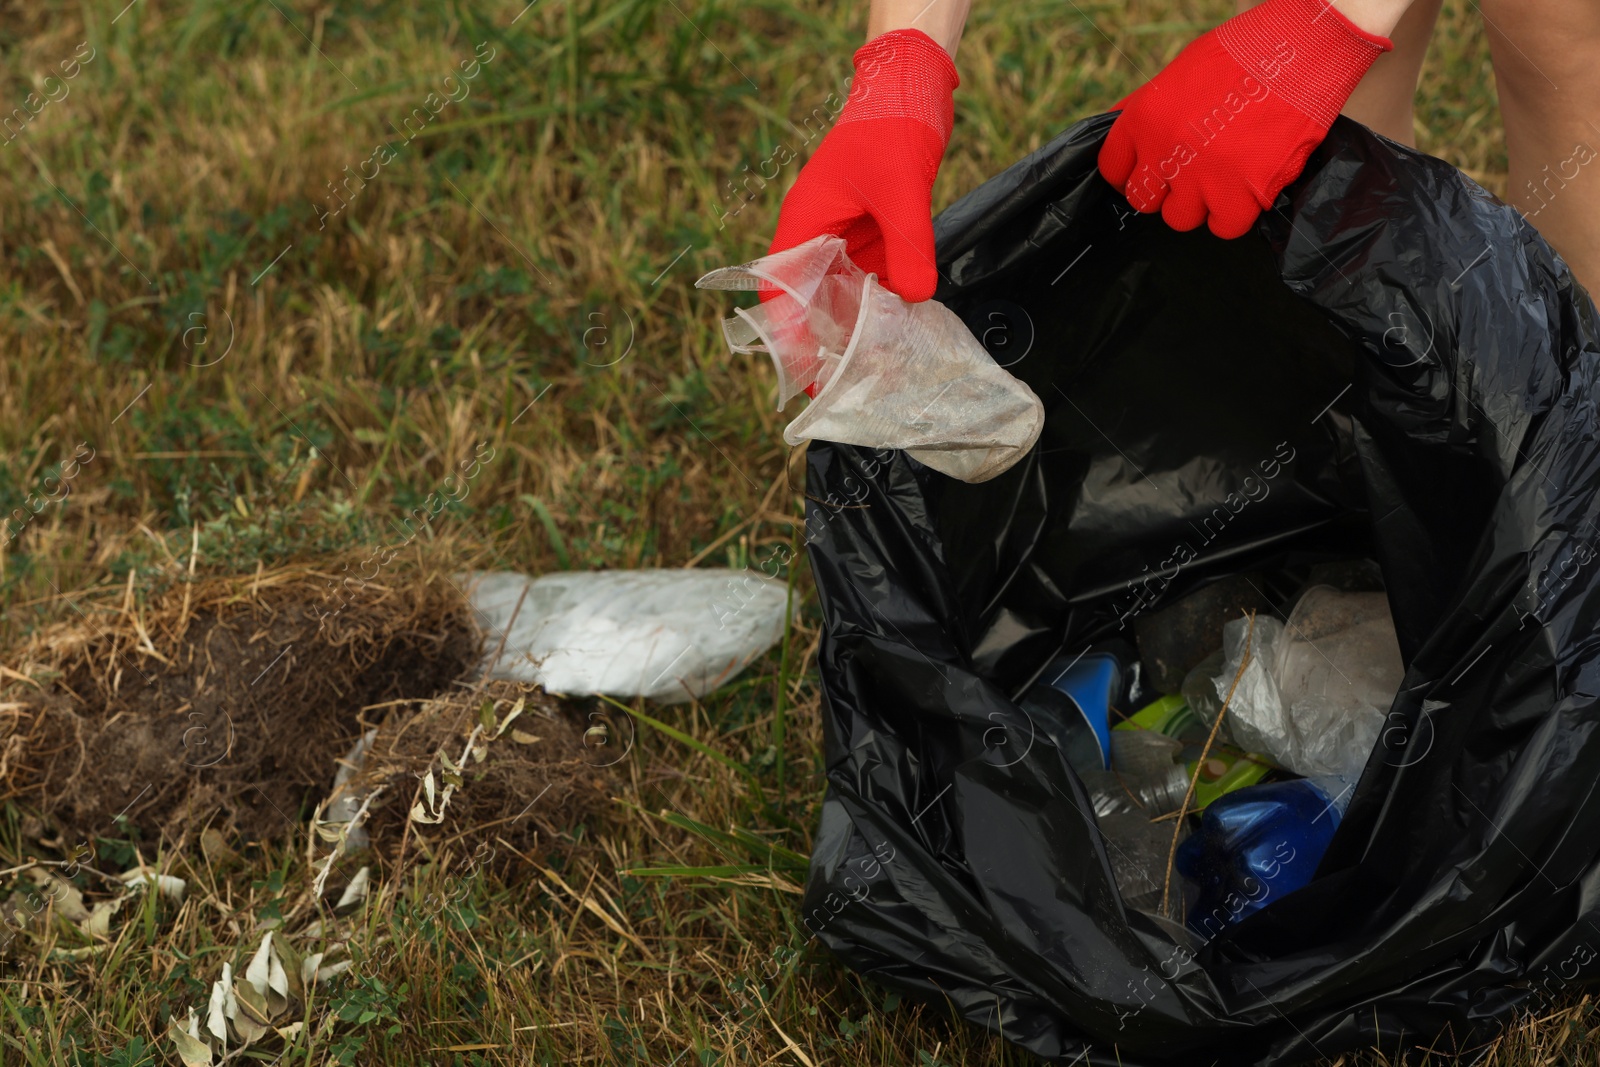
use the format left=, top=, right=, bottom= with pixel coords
left=799, top=113, right=1600, bottom=1065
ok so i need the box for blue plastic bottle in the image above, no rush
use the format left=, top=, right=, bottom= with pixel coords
left=1175, top=776, right=1351, bottom=936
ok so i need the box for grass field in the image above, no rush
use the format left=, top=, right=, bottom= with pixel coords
left=0, top=1, right=1562, bottom=1064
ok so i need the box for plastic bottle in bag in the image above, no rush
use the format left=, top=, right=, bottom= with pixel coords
left=1100, top=811, right=1188, bottom=917
left=1175, top=776, right=1351, bottom=935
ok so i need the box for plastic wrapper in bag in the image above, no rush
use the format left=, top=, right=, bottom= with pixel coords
left=799, top=112, right=1600, bottom=1065
left=1210, top=596, right=1397, bottom=786
left=696, top=235, right=1044, bottom=483
left=1274, top=586, right=1404, bottom=762
left=1181, top=649, right=1228, bottom=730
left=1210, top=616, right=1287, bottom=765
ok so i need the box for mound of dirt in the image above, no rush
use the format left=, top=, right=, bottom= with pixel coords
left=0, top=567, right=479, bottom=846
left=342, top=681, right=616, bottom=876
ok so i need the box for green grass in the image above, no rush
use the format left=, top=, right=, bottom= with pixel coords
left=0, top=1, right=1547, bottom=1064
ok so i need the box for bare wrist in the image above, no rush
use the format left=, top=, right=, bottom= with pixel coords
left=1327, top=0, right=1411, bottom=37
left=867, top=0, right=972, bottom=56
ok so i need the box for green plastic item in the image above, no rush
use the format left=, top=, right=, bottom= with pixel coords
left=1190, top=754, right=1271, bottom=809
left=1115, top=694, right=1201, bottom=738
left=1115, top=695, right=1273, bottom=810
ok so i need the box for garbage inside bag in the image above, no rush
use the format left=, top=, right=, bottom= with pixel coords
left=1082, top=729, right=1187, bottom=817
left=1100, top=811, right=1188, bottom=919
left=1181, top=649, right=1228, bottom=730
left=1134, top=574, right=1271, bottom=694
left=696, top=235, right=1045, bottom=483
left=1175, top=776, right=1351, bottom=936
left=462, top=569, right=789, bottom=703
left=799, top=112, right=1600, bottom=1065
left=1113, top=694, right=1271, bottom=810
left=1213, top=588, right=1403, bottom=787
left=1111, top=728, right=1183, bottom=785
left=1017, top=649, right=1125, bottom=771
left=1275, top=585, right=1405, bottom=753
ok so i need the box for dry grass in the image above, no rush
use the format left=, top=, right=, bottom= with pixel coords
left=0, top=0, right=1555, bottom=1064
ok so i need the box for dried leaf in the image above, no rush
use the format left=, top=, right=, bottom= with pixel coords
left=168, top=1021, right=214, bottom=1067
left=273, top=935, right=306, bottom=1000
left=316, top=958, right=352, bottom=982
left=493, top=697, right=527, bottom=739
left=231, top=1007, right=270, bottom=1044
left=244, top=931, right=292, bottom=1016
left=82, top=897, right=123, bottom=939
left=49, top=944, right=109, bottom=961
left=220, top=963, right=239, bottom=1023
left=266, top=943, right=290, bottom=1015
left=410, top=767, right=457, bottom=824
left=244, top=933, right=274, bottom=1000
left=233, top=978, right=272, bottom=1026
left=509, top=729, right=541, bottom=745
left=199, top=827, right=241, bottom=869
left=25, top=869, right=88, bottom=922
left=335, top=866, right=370, bottom=910
left=206, top=966, right=231, bottom=1046
left=300, top=951, right=324, bottom=987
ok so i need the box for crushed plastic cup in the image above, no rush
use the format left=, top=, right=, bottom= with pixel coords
left=696, top=235, right=1045, bottom=483
left=1275, top=586, right=1404, bottom=738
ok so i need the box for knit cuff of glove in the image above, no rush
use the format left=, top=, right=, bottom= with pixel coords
left=837, top=28, right=960, bottom=142
left=1216, top=0, right=1392, bottom=128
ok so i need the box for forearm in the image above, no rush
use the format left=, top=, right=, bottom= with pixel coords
left=1237, top=0, right=1412, bottom=36
left=867, top=0, right=973, bottom=56
left=1323, top=0, right=1413, bottom=35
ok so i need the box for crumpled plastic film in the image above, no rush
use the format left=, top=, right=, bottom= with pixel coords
left=1213, top=610, right=1390, bottom=788
left=697, top=235, right=1045, bottom=483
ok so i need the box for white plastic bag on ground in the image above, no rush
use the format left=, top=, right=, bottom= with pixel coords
left=461, top=569, right=790, bottom=703
left=696, top=235, right=1044, bottom=483
left=1215, top=588, right=1403, bottom=786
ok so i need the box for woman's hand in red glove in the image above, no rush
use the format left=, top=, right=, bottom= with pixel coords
left=768, top=28, right=959, bottom=303
left=1098, top=0, right=1396, bottom=239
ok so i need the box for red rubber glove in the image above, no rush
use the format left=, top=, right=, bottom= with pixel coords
left=768, top=28, right=958, bottom=303
left=1098, top=0, right=1391, bottom=239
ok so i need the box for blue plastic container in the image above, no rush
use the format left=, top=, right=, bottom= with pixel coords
left=1175, top=777, right=1351, bottom=936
